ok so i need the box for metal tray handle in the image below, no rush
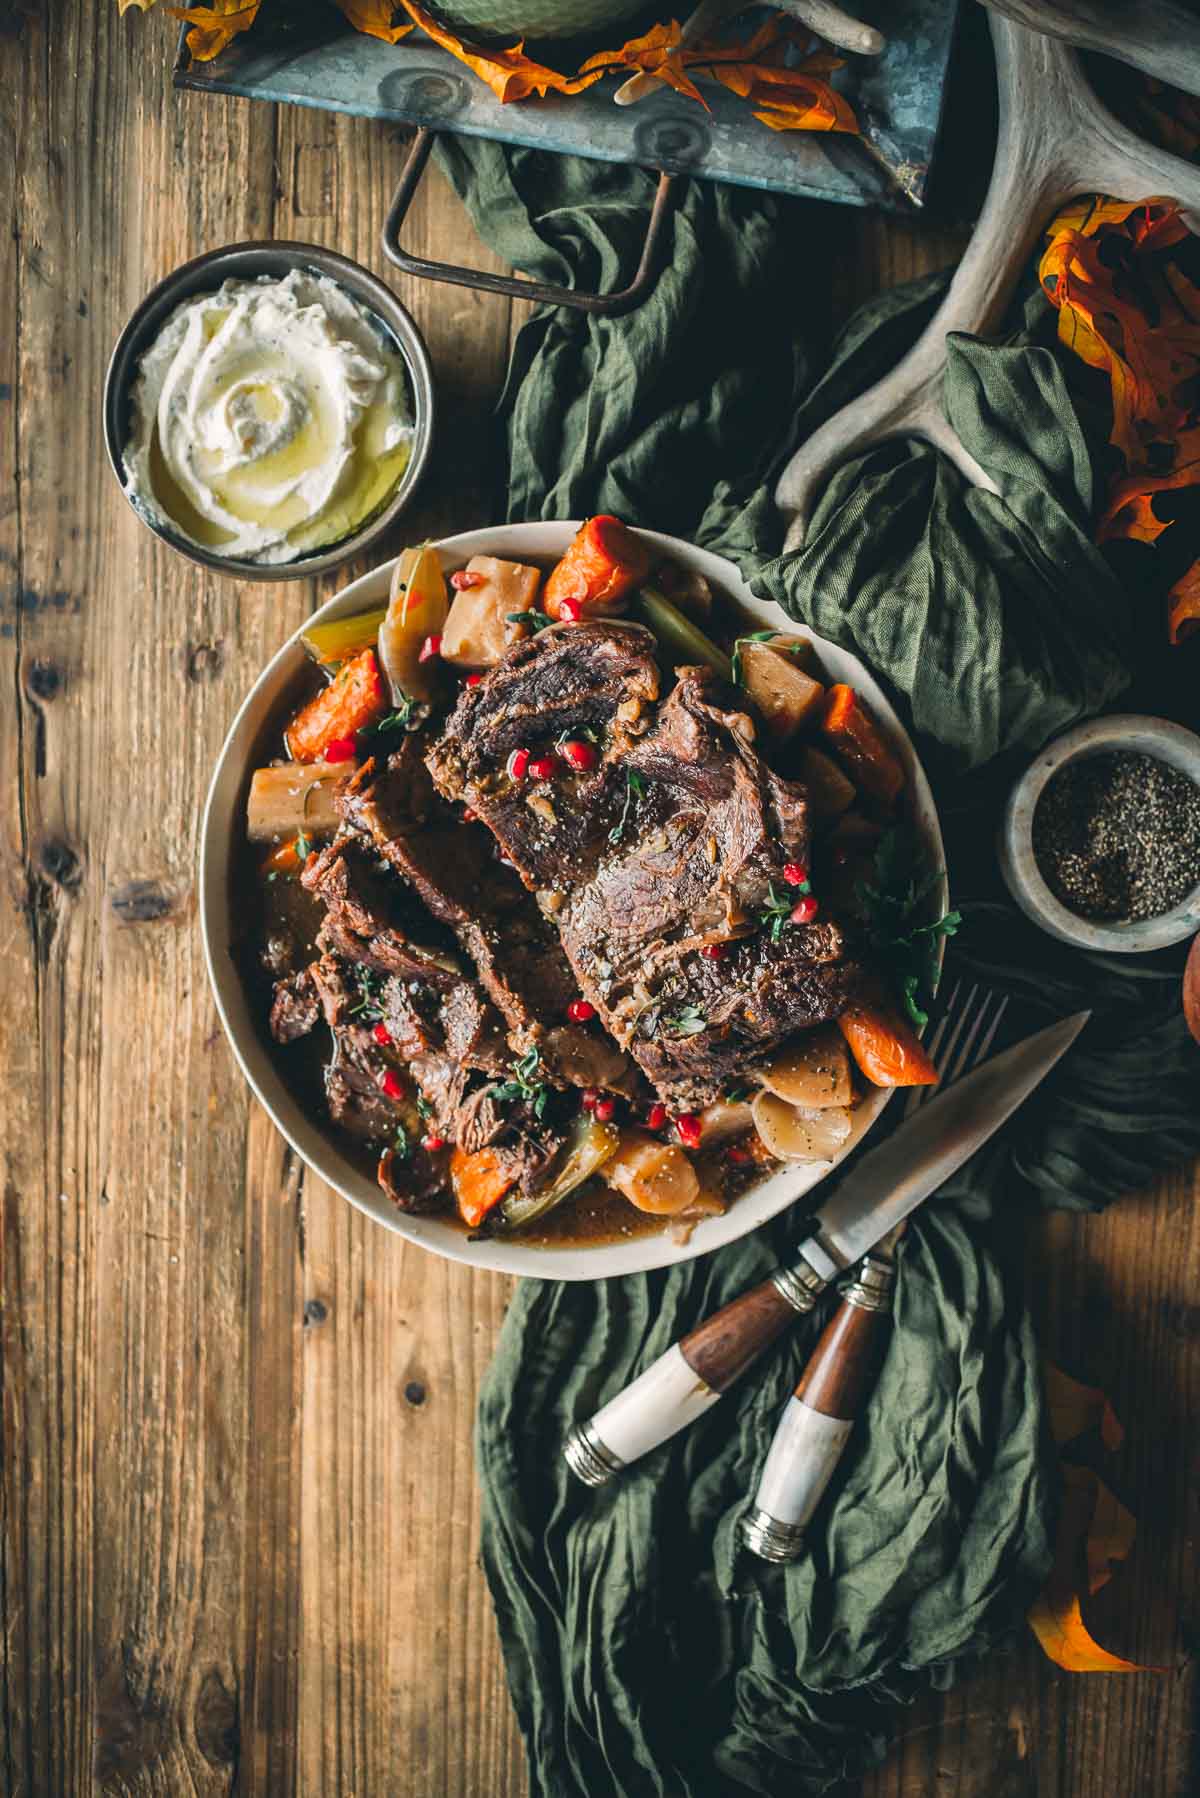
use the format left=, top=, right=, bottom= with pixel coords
left=382, top=126, right=679, bottom=315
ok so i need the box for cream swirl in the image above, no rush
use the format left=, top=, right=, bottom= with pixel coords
left=123, top=270, right=413, bottom=565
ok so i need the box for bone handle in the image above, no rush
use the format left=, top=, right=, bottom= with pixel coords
left=776, top=14, right=1200, bottom=547
left=563, top=1261, right=828, bottom=1486
left=742, top=1251, right=894, bottom=1561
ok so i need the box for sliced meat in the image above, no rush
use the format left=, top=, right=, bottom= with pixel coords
left=427, top=626, right=869, bottom=1109
left=270, top=967, right=321, bottom=1044
left=302, top=835, right=462, bottom=989
left=338, top=744, right=642, bottom=1098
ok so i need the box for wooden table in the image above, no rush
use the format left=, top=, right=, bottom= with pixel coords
left=1, top=9, right=1196, bottom=1796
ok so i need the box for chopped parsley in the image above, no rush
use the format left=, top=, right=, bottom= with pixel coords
left=664, top=1003, right=707, bottom=1037
left=294, top=828, right=313, bottom=863
left=856, top=825, right=961, bottom=1029
left=393, top=1122, right=411, bottom=1161
left=349, top=966, right=384, bottom=1021
left=507, top=609, right=555, bottom=632
left=758, top=881, right=796, bottom=942
left=493, top=1047, right=550, bottom=1120
left=367, top=694, right=418, bottom=736
left=609, top=768, right=646, bottom=845
left=415, top=1095, right=434, bottom=1122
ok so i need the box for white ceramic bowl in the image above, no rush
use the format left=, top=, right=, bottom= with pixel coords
left=200, top=523, right=945, bottom=1280
left=998, top=713, right=1200, bottom=953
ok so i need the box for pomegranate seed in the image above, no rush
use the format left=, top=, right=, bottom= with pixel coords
left=580, top=1088, right=600, bottom=1112
left=700, top=942, right=727, bottom=961
left=462, top=807, right=477, bottom=822
left=592, top=1096, right=616, bottom=1123
left=791, top=895, right=820, bottom=925
left=418, top=634, right=442, bottom=663
left=647, top=1103, right=668, bottom=1132
left=558, top=596, right=583, bottom=623
left=324, top=735, right=358, bottom=764
left=567, top=999, right=595, bottom=1023
left=465, top=673, right=482, bottom=687
left=528, top=753, right=557, bottom=781
left=507, top=747, right=530, bottom=781
left=380, top=1069, right=404, bottom=1100
left=451, top=569, right=483, bottom=590
left=373, top=1023, right=393, bottom=1047
left=675, top=1113, right=702, bottom=1149
left=783, top=862, right=809, bottom=887
left=560, top=738, right=597, bottom=772
left=422, top=1134, right=446, bottom=1153
left=727, top=1144, right=752, bottom=1165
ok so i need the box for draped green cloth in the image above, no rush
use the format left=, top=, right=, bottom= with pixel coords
left=435, top=138, right=1200, bottom=1794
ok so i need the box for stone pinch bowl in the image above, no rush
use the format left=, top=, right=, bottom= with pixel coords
left=103, top=241, right=436, bottom=583
left=999, top=714, right=1200, bottom=953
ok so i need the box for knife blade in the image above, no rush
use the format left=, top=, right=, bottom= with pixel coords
left=791, top=1009, right=1091, bottom=1282
left=564, top=1010, right=1089, bottom=1488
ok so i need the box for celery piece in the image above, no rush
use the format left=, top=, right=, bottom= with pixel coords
left=635, top=586, right=732, bottom=680
left=495, top=1116, right=619, bottom=1233
left=301, top=605, right=387, bottom=667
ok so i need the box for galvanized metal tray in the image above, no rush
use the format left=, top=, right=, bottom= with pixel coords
left=174, top=2, right=959, bottom=212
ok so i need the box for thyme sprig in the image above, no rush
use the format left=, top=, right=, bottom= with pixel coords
left=493, top=1047, right=550, bottom=1121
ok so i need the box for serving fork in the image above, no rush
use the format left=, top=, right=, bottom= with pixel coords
left=564, top=979, right=1010, bottom=1491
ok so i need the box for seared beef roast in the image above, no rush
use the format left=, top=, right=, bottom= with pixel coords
left=427, top=622, right=868, bottom=1109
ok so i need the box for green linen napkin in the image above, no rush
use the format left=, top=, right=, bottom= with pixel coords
left=435, top=137, right=1200, bottom=1795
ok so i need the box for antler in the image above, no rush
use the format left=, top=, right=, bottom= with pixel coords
left=776, top=7, right=1200, bottom=548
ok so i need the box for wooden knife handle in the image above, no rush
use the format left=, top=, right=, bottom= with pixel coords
left=563, top=1260, right=829, bottom=1487
left=742, top=1250, right=896, bottom=1562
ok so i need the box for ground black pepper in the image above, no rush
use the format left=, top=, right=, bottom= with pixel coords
left=1032, top=750, right=1200, bottom=921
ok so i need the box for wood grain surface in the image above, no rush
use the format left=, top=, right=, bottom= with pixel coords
left=0, top=8, right=1195, bottom=1797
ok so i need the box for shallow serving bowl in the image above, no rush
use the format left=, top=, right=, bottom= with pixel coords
left=999, top=713, right=1200, bottom=953
left=104, top=241, right=435, bottom=582
left=200, top=523, right=945, bottom=1280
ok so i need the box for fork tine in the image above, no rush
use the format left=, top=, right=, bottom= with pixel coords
left=942, top=989, right=1009, bottom=1088
left=969, top=993, right=1009, bottom=1071
left=899, top=978, right=961, bottom=1120
left=902, top=980, right=977, bottom=1118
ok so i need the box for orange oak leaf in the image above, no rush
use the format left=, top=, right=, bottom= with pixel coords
left=334, top=0, right=413, bottom=44
left=1028, top=1463, right=1160, bottom=1673
left=1043, top=1363, right=1124, bottom=1453
left=168, top=0, right=260, bottom=61
left=580, top=21, right=706, bottom=107
left=395, top=0, right=603, bottom=103
left=1041, top=192, right=1200, bottom=644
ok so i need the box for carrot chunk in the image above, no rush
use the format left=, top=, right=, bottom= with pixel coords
left=451, top=1145, right=517, bottom=1229
left=838, top=1003, right=939, bottom=1087
left=820, top=684, right=905, bottom=806
left=544, top=516, right=655, bottom=619
left=284, top=648, right=386, bottom=763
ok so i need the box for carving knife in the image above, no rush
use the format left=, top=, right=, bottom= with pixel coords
left=564, top=1009, right=1089, bottom=1489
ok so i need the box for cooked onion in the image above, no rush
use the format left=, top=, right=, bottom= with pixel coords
left=759, top=1028, right=852, bottom=1110
left=751, top=1092, right=852, bottom=1163
left=605, top=1131, right=700, bottom=1215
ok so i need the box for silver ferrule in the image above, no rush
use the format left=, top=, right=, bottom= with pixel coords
left=740, top=1506, right=807, bottom=1563
left=842, top=1249, right=896, bottom=1314
left=770, top=1257, right=829, bottom=1315
left=563, top=1418, right=625, bottom=1487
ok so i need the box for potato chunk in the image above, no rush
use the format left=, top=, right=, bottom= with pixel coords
left=441, top=555, right=542, bottom=669
left=796, top=745, right=856, bottom=817
left=739, top=636, right=825, bottom=743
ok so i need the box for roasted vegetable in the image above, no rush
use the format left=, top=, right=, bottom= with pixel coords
left=635, top=587, right=732, bottom=679
left=441, top=555, right=543, bottom=669
left=604, top=1130, right=700, bottom=1216
left=838, top=1001, right=939, bottom=1087
left=545, top=515, right=655, bottom=620
left=300, top=605, right=387, bottom=668
left=738, top=637, right=825, bottom=743
left=451, top=1145, right=518, bottom=1230
left=494, top=1115, right=620, bottom=1232
left=759, top=1027, right=852, bottom=1108
left=751, top=1093, right=852, bottom=1162
left=797, top=745, right=856, bottom=818
left=284, top=649, right=386, bottom=763
left=821, top=684, right=905, bottom=806
left=696, top=1097, right=755, bottom=1143
left=247, top=760, right=347, bottom=843
left=378, top=544, right=449, bottom=706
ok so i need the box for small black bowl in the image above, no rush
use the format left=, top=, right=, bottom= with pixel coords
left=104, top=240, right=436, bottom=582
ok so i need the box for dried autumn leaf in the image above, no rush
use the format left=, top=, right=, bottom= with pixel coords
left=1028, top=1464, right=1159, bottom=1673
left=168, top=0, right=260, bottom=61
left=1041, top=193, right=1200, bottom=643
left=334, top=0, right=413, bottom=44
left=1043, top=1363, right=1124, bottom=1452
left=580, top=21, right=705, bottom=107
left=395, top=0, right=603, bottom=103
